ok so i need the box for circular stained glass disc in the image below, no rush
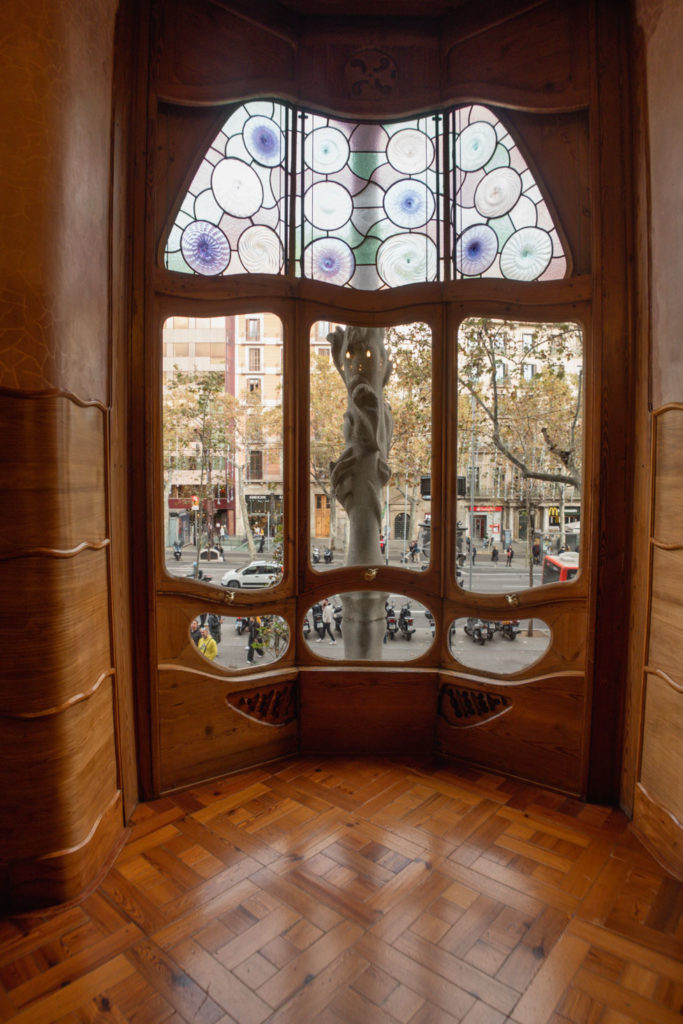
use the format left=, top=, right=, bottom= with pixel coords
left=455, top=121, right=497, bottom=172
left=242, top=116, right=283, bottom=167
left=238, top=225, right=283, bottom=273
left=376, top=233, right=437, bottom=287
left=304, top=127, right=350, bottom=174
left=302, top=237, right=355, bottom=285
left=500, top=227, right=552, bottom=281
left=455, top=224, right=498, bottom=276
left=181, top=221, right=231, bottom=275
left=304, top=182, right=353, bottom=231
left=212, top=158, right=263, bottom=218
left=386, top=129, right=434, bottom=174
left=384, top=180, right=435, bottom=229
left=474, top=167, right=522, bottom=219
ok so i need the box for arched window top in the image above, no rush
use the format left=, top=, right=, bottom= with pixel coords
left=164, top=100, right=567, bottom=287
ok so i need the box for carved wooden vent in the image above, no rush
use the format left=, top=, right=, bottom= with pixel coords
left=439, top=684, right=511, bottom=727
left=226, top=681, right=297, bottom=726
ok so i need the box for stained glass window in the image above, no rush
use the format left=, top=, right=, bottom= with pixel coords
left=451, top=106, right=567, bottom=281
left=164, top=101, right=567, bottom=286
left=298, top=112, right=443, bottom=289
left=165, top=101, right=289, bottom=276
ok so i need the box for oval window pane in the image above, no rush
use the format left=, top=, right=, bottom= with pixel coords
left=448, top=616, right=551, bottom=673
left=163, top=314, right=284, bottom=590
left=304, top=593, right=434, bottom=661
left=190, top=614, right=289, bottom=669
left=309, top=321, right=432, bottom=572
left=456, top=318, right=583, bottom=594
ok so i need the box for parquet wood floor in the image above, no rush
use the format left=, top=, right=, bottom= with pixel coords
left=1, top=758, right=681, bottom=1023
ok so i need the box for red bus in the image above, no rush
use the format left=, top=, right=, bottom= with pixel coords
left=542, top=551, right=579, bottom=584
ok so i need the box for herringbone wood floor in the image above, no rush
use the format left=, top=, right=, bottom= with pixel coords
left=1, top=758, right=681, bottom=1023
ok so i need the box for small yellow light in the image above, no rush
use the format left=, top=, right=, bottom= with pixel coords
left=345, top=351, right=350, bottom=359
left=366, top=350, right=372, bottom=358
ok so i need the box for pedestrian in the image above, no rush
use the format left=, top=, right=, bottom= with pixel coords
left=506, top=545, right=514, bottom=566
left=190, top=618, right=202, bottom=644
left=198, top=625, right=217, bottom=660
left=532, top=541, right=540, bottom=565
left=379, top=533, right=386, bottom=555
left=472, top=546, right=477, bottom=565
left=316, top=599, right=336, bottom=644
left=246, top=616, right=263, bottom=663
left=408, top=539, right=418, bottom=562
left=491, top=546, right=499, bottom=563
left=207, top=613, right=222, bottom=644
left=258, top=532, right=265, bottom=553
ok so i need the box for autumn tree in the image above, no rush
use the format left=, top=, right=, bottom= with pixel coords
left=457, top=318, right=583, bottom=581
left=309, top=350, right=347, bottom=549
left=384, top=323, right=432, bottom=544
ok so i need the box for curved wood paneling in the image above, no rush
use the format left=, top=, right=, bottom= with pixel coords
left=0, top=549, right=112, bottom=716
left=0, top=681, right=119, bottom=865
left=158, top=666, right=299, bottom=792
left=0, top=392, right=106, bottom=556
left=653, top=407, right=683, bottom=542
left=437, top=671, right=585, bottom=793
left=640, top=671, right=683, bottom=825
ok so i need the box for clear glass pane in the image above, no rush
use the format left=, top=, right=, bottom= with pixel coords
left=191, top=613, right=289, bottom=669
left=456, top=319, right=583, bottom=594
left=162, top=314, right=284, bottom=588
left=309, top=322, right=432, bottom=570
left=303, top=593, right=433, bottom=661
left=448, top=616, right=551, bottom=673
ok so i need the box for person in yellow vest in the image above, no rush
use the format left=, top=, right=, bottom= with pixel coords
left=198, top=625, right=217, bottom=660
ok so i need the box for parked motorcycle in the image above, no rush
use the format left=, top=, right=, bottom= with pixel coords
left=311, top=546, right=321, bottom=564
left=172, top=542, right=182, bottom=561
left=494, top=618, right=521, bottom=640
left=398, top=602, right=416, bottom=640
left=333, top=603, right=343, bottom=635
left=464, top=616, right=494, bottom=645
left=323, top=547, right=333, bottom=563
left=235, top=616, right=248, bottom=635
left=385, top=600, right=398, bottom=640
left=425, top=609, right=435, bottom=638
left=311, top=602, right=324, bottom=638
left=303, top=616, right=311, bottom=638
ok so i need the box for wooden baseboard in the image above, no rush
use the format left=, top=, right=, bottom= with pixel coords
left=631, top=782, right=683, bottom=880
left=0, top=791, right=126, bottom=912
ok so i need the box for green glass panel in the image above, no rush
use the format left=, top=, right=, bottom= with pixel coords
left=349, top=151, right=385, bottom=180
left=489, top=215, right=515, bottom=247
left=352, top=237, right=382, bottom=264
left=484, top=144, right=511, bottom=173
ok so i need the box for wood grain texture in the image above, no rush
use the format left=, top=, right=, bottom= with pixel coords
left=653, top=407, right=683, bottom=543
left=648, top=546, right=683, bottom=686
left=0, top=757, right=680, bottom=1023
left=299, top=671, right=438, bottom=758
left=632, top=783, right=683, bottom=882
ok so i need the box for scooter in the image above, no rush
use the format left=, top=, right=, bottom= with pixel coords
left=235, top=616, right=248, bottom=635
left=425, top=609, right=435, bottom=638
left=494, top=618, right=521, bottom=640
left=385, top=601, right=398, bottom=640
left=323, top=547, right=333, bottom=563
left=311, top=546, right=321, bottom=564
left=303, top=616, right=311, bottom=639
left=172, top=542, right=182, bottom=561
left=311, top=602, right=324, bottom=638
left=398, top=602, right=416, bottom=640
left=464, top=616, right=493, bottom=645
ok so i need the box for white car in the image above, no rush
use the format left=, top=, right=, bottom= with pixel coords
left=220, top=561, right=282, bottom=588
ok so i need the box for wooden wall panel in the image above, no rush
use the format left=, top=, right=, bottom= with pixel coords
left=0, top=681, right=119, bottom=901
left=648, top=547, right=683, bottom=681
left=157, top=668, right=299, bottom=792
left=300, top=670, right=437, bottom=757
left=640, top=672, right=683, bottom=823
left=653, top=408, right=683, bottom=541
left=436, top=672, right=585, bottom=794
left=0, top=550, right=111, bottom=716
left=0, top=395, right=106, bottom=553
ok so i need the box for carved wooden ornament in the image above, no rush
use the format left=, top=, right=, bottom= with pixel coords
left=439, top=684, right=512, bottom=727
left=227, top=682, right=297, bottom=726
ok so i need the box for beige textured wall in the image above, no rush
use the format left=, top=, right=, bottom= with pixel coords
left=0, top=0, right=124, bottom=907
